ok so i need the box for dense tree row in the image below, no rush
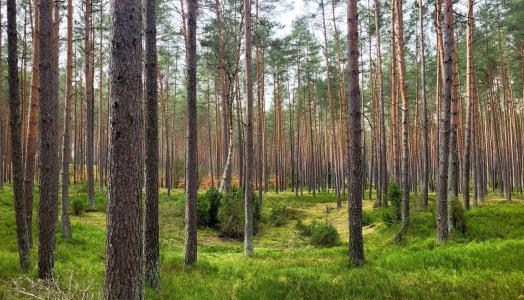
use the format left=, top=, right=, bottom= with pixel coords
left=0, top=0, right=522, bottom=297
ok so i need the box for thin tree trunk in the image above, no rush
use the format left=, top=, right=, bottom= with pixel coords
left=184, top=0, right=198, bottom=266
left=7, top=0, right=31, bottom=272
left=85, top=0, right=95, bottom=210
left=61, top=0, right=73, bottom=240
left=418, top=0, right=429, bottom=209
left=462, top=0, right=474, bottom=209
left=347, top=0, right=364, bottom=265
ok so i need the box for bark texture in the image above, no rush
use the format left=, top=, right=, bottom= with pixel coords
left=104, top=0, right=144, bottom=298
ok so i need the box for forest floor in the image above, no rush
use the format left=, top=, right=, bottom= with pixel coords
left=1, top=185, right=524, bottom=299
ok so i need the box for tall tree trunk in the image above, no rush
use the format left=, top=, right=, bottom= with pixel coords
left=462, top=0, right=474, bottom=209
left=144, top=0, right=159, bottom=288
left=374, top=0, right=388, bottom=207
left=436, top=0, right=453, bottom=244
left=244, top=0, right=254, bottom=255
left=38, top=0, right=60, bottom=279
left=418, top=0, right=429, bottom=210
left=104, top=0, right=144, bottom=297
left=184, top=0, right=198, bottom=266
left=347, top=0, right=364, bottom=265
left=7, top=0, right=31, bottom=273
left=98, top=0, right=105, bottom=192
left=61, top=0, right=73, bottom=240
left=23, top=0, right=40, bottom=247
left=393, top=0, right=410, bottom=232
left=85, top=0, right=95, bottom=209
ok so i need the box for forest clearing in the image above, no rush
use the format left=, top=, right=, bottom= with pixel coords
left=1, top=186, right=524, bottom=299
left=0, top=0, right=523, bottom=297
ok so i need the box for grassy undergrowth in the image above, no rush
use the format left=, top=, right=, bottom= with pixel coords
left=1, top=185, right=524, bottom=299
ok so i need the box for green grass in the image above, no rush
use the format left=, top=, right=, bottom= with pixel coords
left=1, top=185, right=524, bottom=299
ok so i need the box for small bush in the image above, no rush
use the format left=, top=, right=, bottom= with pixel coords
left=269, top=205, right=299, bottom=226
left=387, top=182, right=402, bottom=221
left=362, top=211, right=373, bottom=226
left=295, top=219, right=314, bottom=237
left=217, top=188, right=260, bottom=239
left=72, top=198, right=84, bottom=216
left=380, top=207, right=396, bottom=227
left=309, top=223, right=340, bottom=248
left=450, top=197, right=467, bottom=234
left=295, top=220, right=341, bottom=247
left=196, top=187, right=222, bottom=227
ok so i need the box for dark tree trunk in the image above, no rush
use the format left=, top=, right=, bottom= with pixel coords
left=462, top=0, right=474, bottom=210
left=418, top=0, right=429, bottom=210
left=104, top=0, right=144, bottom=297
left=7, top=0, right=31, bottom=273
left=144, top=0, right=159, bottom=289
left=38, top=0, right=60, bottom=279
left=85, top=0, right=95, bottom=210
left=184, top=0, right=198, bottom=266
left=347, top=0, right=364, bottom=265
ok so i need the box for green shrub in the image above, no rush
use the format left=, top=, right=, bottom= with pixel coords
left=309, top=223, right=340, bottom=248
left=217, top=188, right=260, bottom=239
left=196, top=187, right=222, bottom=227
left=269, top=205, right=299, bottom=226
left=295, top=219, right=315, bottom=237
left=380, top=207, right=396, bottom=227
left=205, top=187, right=222, bottom=227
left=387, top=182, right=402, bottom=221
left=362, top=211, right=373, bottom=226
left=450, top=197, right=467, bottom=234
left=296, top=220, right=340, bottom=247
left=72, top=198, right=84, bottom=216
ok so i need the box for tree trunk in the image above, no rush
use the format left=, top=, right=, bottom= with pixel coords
left=38, top=0, right=60, bottom=279
left=98, top=0, right=105, bottom=192
left=85, top=0, right=95, bottom=210
left=144, top=0, right=159, bottom=288
left=436, top=0, right=453, bottom=244
left=61, top=0, right=73, bottom=240
left=418, top=0, right=429, bottom=210
left=184, top=0, right=198, bottom=266
left=347, top=0, right=364, bottom=265
left=7, top=0, right=31, bottom=273
left=462, top=0, right=474, bottom=209
left=104, top=0, right=144, bottom=297
left=244, top=0, right=254, bottom=255
left=23, top=0, right=40, bottom=247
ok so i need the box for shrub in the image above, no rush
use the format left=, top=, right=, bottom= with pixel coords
left=309, top=223, right=340, bottom=248
left=450, top=197, right=467, bottom=234
left=380, top=207, right=396, bottom=227
left=72, top=198, right=84, bottom=216
left=295, top=220, right=341, bottom=247
left=387, top=182, right=402, bottom=221
left=196, top=187, right=222, bottom=227
left=217, top=188, right=260, bottom=239
left=362, top=211, right=373, bottom=226
left=269, top=205, right=299, bottom=226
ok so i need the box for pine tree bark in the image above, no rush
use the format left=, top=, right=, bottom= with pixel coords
left=61, top=0, right=73, bottom=240
left=418, top=0, right=429, bottom=210
left=394, top=0, right=410, bottom=231
left=243, top=0, right=254, bottom=255
left=38, top=0, right=60, bottom=279
left=7, top=0, right=31, bottom=273
left=436, top=0, right=453, bottom=244
left=347, top=0, right=364, bottom=265
left=104, top=0, right=144, bottom=297
left=462, top=0, right=474, bottom=209
left=23, top=0, right=40, bottom=247
left=144, top=0, right=159, bottom=288
left=184, top=0, right=198, bottom=266
left=85, top=0, right=95, bottom=210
